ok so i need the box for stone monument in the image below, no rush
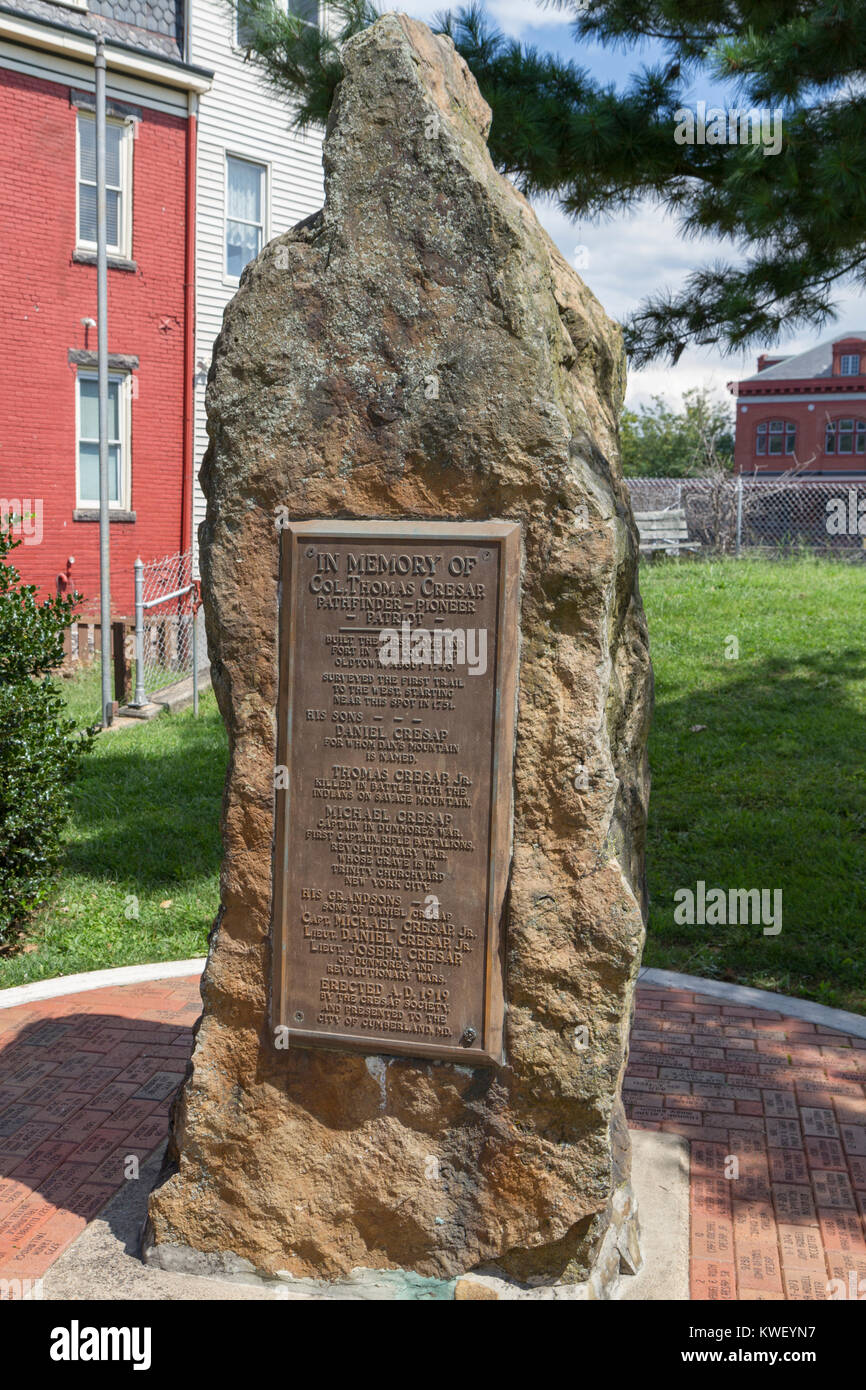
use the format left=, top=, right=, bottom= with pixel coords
left=143, top=12, right=652, bottom=1297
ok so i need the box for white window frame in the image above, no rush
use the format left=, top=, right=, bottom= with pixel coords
left=76, top=111, right=134, bottom=260
left=756, top=419, right=796, bottom=457
left=839, top=353, right=861, bottom=376
left=75, top=370, right=132, bottom=511
left=826, top=417, right=866, bottom=456
left=224, top=153, right=269, bottom=284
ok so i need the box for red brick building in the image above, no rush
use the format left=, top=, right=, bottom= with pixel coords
left=0, top=2, right=211, bottom=616
left=730, top=333, right=866, bottom=480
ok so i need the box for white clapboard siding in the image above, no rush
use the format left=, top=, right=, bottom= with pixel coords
left=190, top=0, right=325, bottom=574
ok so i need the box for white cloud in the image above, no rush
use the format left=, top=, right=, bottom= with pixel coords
left=397, top=3, right=866, bottom=411
left=532, top=196, right=866, bottom=409
left=398, top=0, right=573, bottom=39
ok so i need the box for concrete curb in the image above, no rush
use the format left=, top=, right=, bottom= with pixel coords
left=639, top=966, right=866, bottom=1040
left=621, top=1131, right=690, bottom=1301
left=0, top=959, right=206, bottom=1011
left=152, top=667, right=212, bottom=715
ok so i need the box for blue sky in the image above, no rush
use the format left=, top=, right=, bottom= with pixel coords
left=399, top=0, right=865, bottom=409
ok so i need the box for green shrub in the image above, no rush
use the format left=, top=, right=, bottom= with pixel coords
left=0, top=520, right=93, bottom=945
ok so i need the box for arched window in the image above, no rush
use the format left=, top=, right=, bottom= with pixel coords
left=756, top=420, right=796, bottom=456
left=825, top=418, right=866, bottom=455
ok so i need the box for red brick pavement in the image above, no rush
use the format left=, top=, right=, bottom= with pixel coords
left=625, top=987, right=866, bottom=1301
left=0, top=975, right=200, bottom=1286
left=1, top=975, right=864, bottom=1298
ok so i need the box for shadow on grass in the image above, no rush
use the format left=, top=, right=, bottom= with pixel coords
left=645, top=646, right=866, bottom=1008
left=64, top=714, right=228, bottom=891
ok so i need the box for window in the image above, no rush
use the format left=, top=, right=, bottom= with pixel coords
left=756, top=420, right=796, bottom=457
left=236, top=1, right=317, bottom=48
left=77, top=112, right=133, bottom=258
left=76, top=372, right=130, bottom=509
left=225, top=155, right=266, bottom=278
left=839, top=354, right=861, bottom=376
left=825, top=418, right=866, bottom=455
left=235, top=0, right=255, bottom=46
left=289, top=0, right=319, bottom=22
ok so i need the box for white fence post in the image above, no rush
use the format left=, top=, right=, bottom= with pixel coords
left=131, top=556, right=147, bottom=708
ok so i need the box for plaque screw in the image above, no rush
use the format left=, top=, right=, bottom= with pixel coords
left=481, top=551, right=491, bottom=560
left=294, top=1011, right=304, bottom=1022
left=461, top=1026, right=477, bottom=1046
left=305, top=547, right=315, bottom=557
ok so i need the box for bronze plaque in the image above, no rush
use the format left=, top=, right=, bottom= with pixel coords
left=272, top=520, right=520, bottom=1064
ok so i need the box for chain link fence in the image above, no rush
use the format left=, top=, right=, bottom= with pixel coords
left=626, top=476, right=866, bottom=559
left=131, top=548, right=204, bottom=707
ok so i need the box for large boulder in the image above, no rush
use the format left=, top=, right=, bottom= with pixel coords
left=144, top=11, right=652, bottom=1291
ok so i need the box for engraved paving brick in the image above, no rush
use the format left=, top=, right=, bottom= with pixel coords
left=112, top=1058, right=166, bottom=1085
left=0, top=1122, right=59, bottom=1157
left=24, top=1022, right=74, bottom=1048
left=840, top=1124, right=866, bottom=1156
left=98, top=1100, right=157, bottom=1132
left=729, top=1151, right=771, bottom=1202
left=733, top=1199, right=776, bottom=1248
left=37, top=1165, right=97, bottom=1209
left=89, top=1083, right=139, bottom=1111
left=124, top=1117, right=169, bottom=1148
left=69, top=1129, right=132, bottom=1166
left=772, top=1184, right=817, bottom=1224
left=691, top=1176, right=732, bottom=1223
left=847, top=1155, right=866, bottom=1188
left=68, top=1183, right=118, bottom=1222
left=782, top=1271, right=831, bottom=1300
left=132, top=1071, right=184, bottom=1102
left=727, top=1129, right=768, bottom=1155
left=812, top=1170, right=856, bottom=1210
left=834, top=1094, right=866, bottom=1127
left=691, top=1260, right=736, bottom=1300
left=0, top=1213, right=87, bottom=1279
left=805, top=1136, right=846, bottom=1171
left=3, top=1062, right=57, bottom=1089
left=0, top=1104, right=41, bottom=1137
left=0, top=1178, right=32, bottom=1223
left=690, top=1141, right=729, bottom=1179
left=824, top=1250, right=866, bottom=1286
left=8, top=1141, right=79, bottom=1184
left=817, top=1210, right=866, bottom=1256
left=87, top=1146, right=152, bottom=1186
left=735, top=1245, right=783, bottom=1294
left=765, top=1117, right=803, bottom=1149
left=691, top=1215, right=734, bottom=1261
left=52, top=1111, right=112, bottom=1144
left=777, top=1223, right=824, bottom=1272
left=800, top=1107, right=839, bottom=1138
left=768, top=1149, right=809, bottom=1184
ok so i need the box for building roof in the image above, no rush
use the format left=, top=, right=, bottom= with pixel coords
left=741, top=332, right=866, bottom=384
left=0, top=0, right=185, bottom=64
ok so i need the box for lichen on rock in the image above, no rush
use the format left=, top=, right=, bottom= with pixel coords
left=144, top=12, right=652, bottom=1288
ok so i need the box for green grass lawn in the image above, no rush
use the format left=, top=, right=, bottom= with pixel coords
left=640, top=556, right=866, bottom=1014
left=2, top=555, right=865, bottom=1013
left=0, top=668, right=227, bottom=988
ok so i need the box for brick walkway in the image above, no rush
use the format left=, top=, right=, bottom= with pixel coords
left=0, top=974, right=864, bottom=1297
left=625, top=986, right=866, bottom=1300
left=0, top=975, right=199, bottom=1284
